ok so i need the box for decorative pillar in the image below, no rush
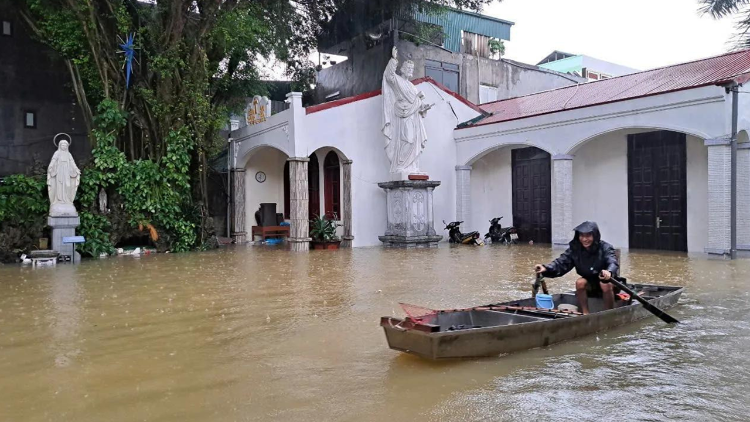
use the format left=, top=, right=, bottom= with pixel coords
left=738, top=143, right=750, bottom=250
left=231, top=168, right=246, bottom=243
left=455, top=165, right=472, bottom=223
left=426, top=185, right=437, bottom=236
left=705, top=137, right=732, bottom=254
left=342, top=159, right=354, bottom=248
left=288, top=157, right=311, bottom=251
left=551, top=154, right=574, bottom=247
left=378, top=180, right=442, bottom=248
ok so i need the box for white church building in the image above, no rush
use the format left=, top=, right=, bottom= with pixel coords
left=228, top=49, right=750, bottom=255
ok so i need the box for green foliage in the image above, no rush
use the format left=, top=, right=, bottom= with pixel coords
left=0, top=175, right=47, bottom=225
left=0, top=175, right=48, bottom=261
left=75, top=99, right=198, bottom=256
left=309, top=214, right=342, bottom=242
left=488, top=38, right=505, bottom=58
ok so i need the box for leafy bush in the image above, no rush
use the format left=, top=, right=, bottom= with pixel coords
left=309, top=214, right=341, bottom=242
left=0, top=175, right=48, bottom=262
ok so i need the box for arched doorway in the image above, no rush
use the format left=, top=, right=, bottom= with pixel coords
left=308, top=154, right=320, bottom=220
left=324, top=151, right=340, bottom=218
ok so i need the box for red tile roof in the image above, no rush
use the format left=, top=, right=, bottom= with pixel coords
left=469, top=49, right=750, bottom=127
left=305, top=77, right=486, bottom=115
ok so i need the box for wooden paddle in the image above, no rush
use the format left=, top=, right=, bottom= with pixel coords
left=606, top=274, right=679, bottom=324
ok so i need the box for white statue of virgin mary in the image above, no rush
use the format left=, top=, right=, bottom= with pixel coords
left=47, top=139, right=81, bottom=216
left=382, top=47, right=432, bottom=177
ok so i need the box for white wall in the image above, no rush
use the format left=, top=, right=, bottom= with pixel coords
left=686, top=135, right=708, bottom=252
left=244, top=147, right=287, bottom=227
left=469, top=146, right=514, bottom=234
left=569, top=131, right=708, bottom=252
left=571, top=130, right=629, bottom=247
left=301, top=81, right=481, bottom=247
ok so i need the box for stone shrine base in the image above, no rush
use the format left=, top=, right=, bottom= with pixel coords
left=48, top=215, right=81, bottom=262
left=378, top=234, right=442, bottom=248
left=378, top=180, right=442, bottom=248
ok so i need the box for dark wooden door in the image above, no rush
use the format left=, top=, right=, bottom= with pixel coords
left=512, top=147, right=551, bottom=243
left=308, top=154, right=320, bottom=220
left=323, top=152, right=340, bottom=219
left=628, top=131, right=687, bottom=251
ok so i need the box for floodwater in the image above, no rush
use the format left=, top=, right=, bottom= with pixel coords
left=0, top=244, right=748, bottom=422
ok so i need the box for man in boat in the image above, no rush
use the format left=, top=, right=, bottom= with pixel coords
left=534, top=221, right=619, bottom=315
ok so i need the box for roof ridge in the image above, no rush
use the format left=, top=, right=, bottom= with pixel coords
left=479, top=49, right=750, bottom=109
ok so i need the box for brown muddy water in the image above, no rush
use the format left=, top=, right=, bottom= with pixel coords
left=0, top=244, right=748, bottom=422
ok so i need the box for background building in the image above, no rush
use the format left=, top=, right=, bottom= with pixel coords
left=313, top=5, right=583, bottom=105
left=537, top=50, right=639, bottom=81
left=0, top=4, right=89, bottom=177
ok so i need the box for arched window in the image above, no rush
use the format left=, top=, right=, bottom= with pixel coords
left=323, top=151, right=340, bottom=218
left=308, top=154, right=320, bottom=220
left=283, top=161, right=290, bottom=219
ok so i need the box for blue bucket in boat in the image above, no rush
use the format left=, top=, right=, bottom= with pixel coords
left=265, top=238, right=284, bottom=245
left=535, top=293, right=554, bottom=309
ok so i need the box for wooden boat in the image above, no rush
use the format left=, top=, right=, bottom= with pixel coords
left=380, top=283, right=683, bottom=360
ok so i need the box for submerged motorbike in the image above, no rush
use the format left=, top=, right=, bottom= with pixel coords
left=484, top=216, right=519, bottom=245
left=444, top=221, right=482, bottom=245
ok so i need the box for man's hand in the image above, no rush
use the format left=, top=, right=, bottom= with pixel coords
left=392, top=46, right=398, bottom=59
left=599, top=270, right=612, bottom=281
left=534, top=264, right=546, bottom=274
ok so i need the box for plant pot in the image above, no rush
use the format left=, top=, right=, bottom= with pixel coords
left=311, top=240, right=341, bottom=250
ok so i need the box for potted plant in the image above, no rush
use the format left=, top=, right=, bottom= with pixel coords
left=309, top=213, right=342, bottom=250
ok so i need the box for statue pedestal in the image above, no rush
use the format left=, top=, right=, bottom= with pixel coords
left=378, top=180, right=442, bottom=248
left=48, top=215, right=80, bottom=262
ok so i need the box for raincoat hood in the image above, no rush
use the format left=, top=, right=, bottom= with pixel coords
left=571, top=221, right=601, bottom=250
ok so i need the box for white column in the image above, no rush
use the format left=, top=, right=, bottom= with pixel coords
left=737, top=143, right=750, bottom=249
left=552, top=154, right=574, bottom=247
left=342, top=159, right=354, bottom=248
left=288, top=157, right=311, bottom=252
left=231, top=169, right=246, bottom=244
left=705, top=138, right=732, bottom=254
left=455, top=165, right=472, bottom=224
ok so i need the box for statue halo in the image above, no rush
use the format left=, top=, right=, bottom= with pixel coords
left=53, top=133, right=72, bottom=148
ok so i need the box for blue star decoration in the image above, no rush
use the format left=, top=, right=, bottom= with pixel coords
left=117, top=33, right=137, bottom=89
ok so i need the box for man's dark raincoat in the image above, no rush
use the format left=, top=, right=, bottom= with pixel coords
left=542, top=221, right=619, bottom=281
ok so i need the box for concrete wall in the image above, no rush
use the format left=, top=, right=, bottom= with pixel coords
left=464, top=57, right=582, bottom=104
left=312, top=37, right=391, bottom=105
left=580, top=56, right=639, bottom=77
left=244, top=147, right=288, bottom=227
left=313, top=36, right=581, bottom=107
left=397, top=41, right=581, bottom=104
left=0, top=6, right=89, bottom=176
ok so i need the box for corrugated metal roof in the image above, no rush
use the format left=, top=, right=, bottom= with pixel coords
left=413, top=8, right=512, bottom=53
left=470, top=49, right=750, bottom=127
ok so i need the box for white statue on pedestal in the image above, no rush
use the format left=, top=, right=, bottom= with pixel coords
left=47, top=139, right=80, bottom=216
left=382, top=47, right=433, bottom=178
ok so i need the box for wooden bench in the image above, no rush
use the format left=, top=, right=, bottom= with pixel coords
left=251, top=225, right=290, bottom=241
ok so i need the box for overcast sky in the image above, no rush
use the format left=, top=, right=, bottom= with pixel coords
left=484, top=0, right=741, bottom=70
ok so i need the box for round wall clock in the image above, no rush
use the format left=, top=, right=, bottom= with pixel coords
left=255, top=171, right=266, bottom=183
